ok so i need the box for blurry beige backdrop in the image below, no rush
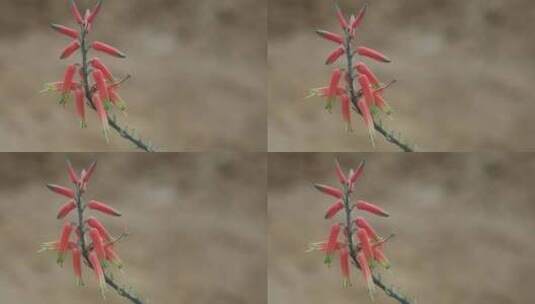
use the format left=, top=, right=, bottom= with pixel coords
left=268, top=0, right=535, bottom=151
left=0, top=0, right=266, bottom=151
left=268, top=153, right=535, bottom=303
left=0, top=153, right=266, bottom=303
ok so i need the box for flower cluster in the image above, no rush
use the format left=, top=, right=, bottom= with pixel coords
left=40, top=160, right=125, bottom=298
left=308, top=2, right=395, bottom=146
left=308, top=160, right=392, bottom=300
left=42, top=0, right=128, bottom=141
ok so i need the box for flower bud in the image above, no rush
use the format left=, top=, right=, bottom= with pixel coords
left=357, top=97, right=375, bottom=147
left=325, top=200, right=344, bottom=219
left=89, top=58, right=114, bottom=81
left=93, top=95, right=110, bottom=141
left=315, top=30, right=344, bottom=44
left=357, top=46, right=391, bottom=63
left=314, top=184, right=343, bottom=199
left=374, top=91, right=393, bottom=115
left=325, top=46, right=345, bottom=65
left=88, top=200, right=122, bottom=217
left=74, top=88, right=87, bottom=128
left=341, top=94, right=352, bottom=132
left=57, top=200, right=76, bottom=219
left=92, top=41, right=126, bottom=58
left=81, top=161, right=97, bottom=186
left=105, top=245, right=124, bottom=269
left=372, top=244, right=391, bottom=269
left=358, top=74, right=374, bottom=107
left=69, top=0, right=83, bottom=25
left=87, top=0, right=103, bottom=25
left=334, top=3, right=348, bottom=30
left=92, top=70, right=110, bottom=103
left=334, top=159, right=347, bottom=185
left=355, top=62, right=379, bottom=86
left=50, top=24, right=79, bottom=39
left=46, top=184, right=75, bottom=198
left=357, top=252, right=375, bottom=299
left=350, top=4, right=368, bottom=34
left=60, top=40, right=81, bottom=59
left=86, top=216, right=112, bottom=242
left=348, top=160, right=365, bottom=186
left=356, top=200, right=389, bottom=217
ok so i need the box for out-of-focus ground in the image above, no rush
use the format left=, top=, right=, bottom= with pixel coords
left=268, top=153, right=535, bottom=303
left=0, top=0, right=266, bottom=151
left=268, top=0, right=535, bottom=151
left=0, top=153, right=266, bottom=304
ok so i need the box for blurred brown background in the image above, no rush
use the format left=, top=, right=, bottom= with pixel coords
left=268, top=153, right=535, bottom=303
left=0, top=153, right=266, bottom=303
left=0, top=0, right=266, bottom=151
left=268, top=0, right=535, bottom=151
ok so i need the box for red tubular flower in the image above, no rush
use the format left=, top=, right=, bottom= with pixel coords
left=74, top=88, right=87, bottom=128
left=69, top=0, right=83, bottom=25
left=88, top=200, right=122, bottom=217
left=87, top=0, right=103, bottom=25
left=66, top=160, right=79, bottom=184
left=357, top=46, right=391, bottom=63
left=334, top=159, right=347, bottom=185
left=50, top=24, right=79, bottom=39
left=105, top=245, right=124, bottom=269
left=358, top=74, right=375, bottom=107
left=356, top=200, right=389, bottom=217
left=92, top=41, right=127, bottom=58
left=374, top=91, right=393, bottom=115
left=334, top=3, right=348, bottom=30
left=341, top=94, right=352, bottom=132
left=89, top=228, right=106, bottom=260
left=355, top=62, right=380, bottom=86
left=89, top=58, right=114, bottom=81
left=71, top=246, right=84, bottom=286
left=108, top=86, right=127, bottom=111
left=325, top=200, right=344, bottom=219
left=372, top=244, right=391, bottom=269
left=340, top=248, right=351, bottom=287
left=60, top=40, right=81, bottom=59
left=357, top=97, right=375, bottom=146
left=57, top=222, right=74, bottom=266
left=355, top=217, right=379, bottom=240
left=92, top=70, right=110, bottom=103
left=86, top=216, right=112, bottom=241
left=324, top=68, right=343, bottom=110
left=93, top=95, right=110, bottom=141
left=88, top=250, right=106, bottom=297
left=357, top=251, right=375, bottom=299
left=324, top=223, right=341, bottom=265
left=357, top=228, right=373, bottom=261
left=46, top=184, right=75, bottom=198
left=61, top=64, right=78, bottom=95
left=325, top=46, right=345, bottom=65
left=57, top=200, right=76, bottom=219
left=350, top=4, right=368, bottom=34
left=315, top=30, right=344, bottom=44
left=314, top=184, right=343, bottom=199
left=348, top=160, right=365, bottom=186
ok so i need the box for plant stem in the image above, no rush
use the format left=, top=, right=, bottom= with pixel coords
left=78, top=26, right=156, bottom=152
left=73, top=181, right=144, bottom=304
left=342, top=184, right=412, bottom=304
left=343, top=29, right=415, bottom=152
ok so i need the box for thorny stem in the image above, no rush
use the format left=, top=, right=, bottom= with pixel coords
left=73, top=182, right=144, bottom=304
left=342, top=27, right=415, bottom=152
left=78, top=26, right=157, bottom=152
left=341, top=183, right=412, bottom=304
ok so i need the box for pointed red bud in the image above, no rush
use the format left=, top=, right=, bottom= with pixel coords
left=315, top=30, right=344, bottom=44
left=325, top=46, right=345, bottom=65
left=341, top=94, right=352, bottom=132
left=71, top=246, right=84, bottom=286
left=46, top=184, right=74, bottom=198
left=74, top=88, right=87, bottom=128
left=314, top=184, right=343, bottom=199
left=356, top=200, right=389, bottom=217
left=324, top=223, right=341, bottom=265
left=86, top=216, right=112, bottom=242
left=357, top=46, right=391, bottom=63
left=92, top=70, right=110, bottom=103
left=57, top=200, right=76, bottom=219
left=334, top=3, right=348, bottom=30
left=355, top=62, right=380, bottom=86
left=92, top=41, right=126, bottom=58
left=348, top=160, right=365, bottom=185
left=340, top=248, right=351, bottom=287
left=325, top=200, right=344, bottom=219
left=66, top=160, right=79, bottom=184
left=60, top=40, right=80, bottom=59
left=89, top=58, right=114, bottom=81
left=357, top=97, right=375, bottom=146
left=350, top=3, right=368, bottom=34
left=88, top=200, right=122, bottom=217
left=50, top=24, right=79, bottom=39
left=69, top=0, right=84, bottom=25
left=334, top=159, right=347, bottom=184
left=89, top=228, right=106, bottom=260
left=57, top=222, right=74, bottom=266
left=87, top=0, right=103, bottom=25
left=355, top=217, right=379, bottom=240
left=358, top=74, right=375, bottom=107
